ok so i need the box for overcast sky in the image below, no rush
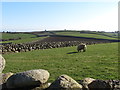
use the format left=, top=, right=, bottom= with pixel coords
left=1, top=0, right=119, bottom=32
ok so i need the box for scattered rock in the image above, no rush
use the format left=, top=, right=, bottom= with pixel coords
left=88, top=79, right=112, bottom=90
left=0, top=55, right=6, bottom=73
left=6, top=69, right=50, bottom=89
left=31, top=83, right=51, bottom=90
left=82, top=78, right=95, bottom=85
left=48, top=74, right=83, bottom=90
left=0, top=72, right=14, bottom=89
left=0, top=72, right=14, bottom=84
left=105, top=80, right=120, bottom=90
left=81, top=77, right=95, bottom=89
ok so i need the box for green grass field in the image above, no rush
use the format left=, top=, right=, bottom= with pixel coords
left=1, top=32, right=48, bottom=44
left=2, top=42, right=119, bottom=82
left=2, top=33, right=36, bottom=39
left=1, top=31, right=118, bottom=44
left=1, top=36, right=47, bottom=44
left=54, top=31, right=118, bottom=40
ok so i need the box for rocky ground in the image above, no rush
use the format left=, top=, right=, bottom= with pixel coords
left=0, top=55, right=120, bottom=90
left=1, top=36, right=119, bottom=90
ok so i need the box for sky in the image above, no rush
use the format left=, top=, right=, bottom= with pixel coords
left=1, top=0, right=119, bottom=32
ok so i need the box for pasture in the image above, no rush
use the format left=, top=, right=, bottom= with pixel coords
left=1, top=30, right=118, bottom=44
left=53, top=31, right=118, bottom=40
left=2, top=33, right=36, bottom=39
left=1, top=36, right=47, bottom=44
left=1, top=33, right=47, bottom=44
left=2, top=42, right=119, bottom=82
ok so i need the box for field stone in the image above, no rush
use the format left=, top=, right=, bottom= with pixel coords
left=6, top=69, right=50, bottom=89
left=106, top=80, right=120, bottom=90
left=88, top=79, right=112, bottom=89
left=82, top=77, right=95, bottom=85
left=81, top=77, right=95, bottom=89
left=0, top=55, right=6, bottom=73
left=1, top=72, right=14, bottom=84
left=0, top=72, right=14, bottom=89
left=31, top=83, right=51, bottom=90
left=48, top=74, right=83, bottom=90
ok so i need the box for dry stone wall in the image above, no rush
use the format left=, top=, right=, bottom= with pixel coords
left=1, top=40, right=110, bottom=54
left=1, top=71, right=120, bottom=90
left=0, top=56, right=119, bottom=90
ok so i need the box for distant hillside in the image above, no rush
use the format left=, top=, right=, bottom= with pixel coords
left=0, top=32, right=47, bottom=44
left=52, top=30, right=118, bottom=40
left=0, top=30, right=119, bottom=44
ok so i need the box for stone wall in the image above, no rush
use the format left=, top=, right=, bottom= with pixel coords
left=1, top=70, right=120, bottom=90
left=0, top=56, right=119, bottom=90
left=1, top=40, right=110, bottom=54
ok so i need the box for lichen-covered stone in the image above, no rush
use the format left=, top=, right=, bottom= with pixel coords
left=6, top=69, right=50, bottom=89
left=48, top=74, right=82, bottom=90
left=1, top=72, right=14, bottom=84
left=0, top=55, right=5, bottom=73
left=81, top=77, right=95, bottom=89
left=0, top=72, right=14, bottom=89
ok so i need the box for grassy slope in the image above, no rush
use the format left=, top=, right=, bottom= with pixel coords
left=54, top=31, right=118, bottom=40
left=103, top=32, right=118, bottom=38
left=2, top=33, right=36, bottom=39
left=3, top=42, right=119, bottom=82
left=1, top=33, right=47, bottom=44
left=1, top=37, right=47, bottom=44
left=1, top=31, right=118, bottom=44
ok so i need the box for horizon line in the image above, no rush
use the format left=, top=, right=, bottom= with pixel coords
left=0, top=29, right=118, bottom=33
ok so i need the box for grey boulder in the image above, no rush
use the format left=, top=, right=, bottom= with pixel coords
left=88, top=79, right=112, bottom=90
left=0, top=55, right=6, bottom=73
left=6, top=69, right=50, bottom=88
left=81, top=77, right=95, bottom=89
left=0, top=72, right=14, bottom=89
left=48, top=74, right=83, bottom=89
